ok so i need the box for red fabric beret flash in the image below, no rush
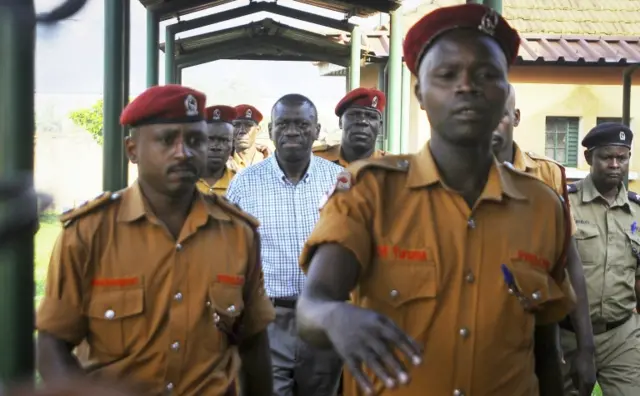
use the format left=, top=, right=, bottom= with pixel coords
left=403, top=3, right=521, bottom=76
left=120, top=84, right=206, bottom=127
left=205, top=105, right=237, bottom=124
left=335, top=88, right=386, bottom=117
left=234, top=104, right=263, bottom=124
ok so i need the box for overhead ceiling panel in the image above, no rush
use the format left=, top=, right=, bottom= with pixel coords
left=292, top=0, right=401, bottom=17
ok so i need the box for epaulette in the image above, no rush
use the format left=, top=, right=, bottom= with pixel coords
left=59, top=191, right=122, bottom=228
left=628, top=191, right=640, bottom=205
left=209, top=194, right=260, bottom=229
left=348, top=155, right=411, bottom=180
left=526, top=151, right=563, bottom=167
left=567, top=184, right=578, bottom=194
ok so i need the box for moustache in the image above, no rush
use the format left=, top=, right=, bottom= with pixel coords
left=167, top=164, right=197, bottom=174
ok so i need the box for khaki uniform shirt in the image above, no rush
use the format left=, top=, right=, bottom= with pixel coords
left=300, top=144, right=575, bottom=396
left=511, top=142, right=577, bottom=234
left=569, top=174, right=640, bottom=324
left=196, top=167, right=235, bottom=196
left=36, top=182, right=275, bottom=396
left=312, top=144, right=386, bottom=167
left=231, top=145, right=270, bottom=171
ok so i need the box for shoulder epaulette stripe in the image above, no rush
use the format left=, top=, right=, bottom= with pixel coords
left=59, top=191, right=122, bottom=228
left=349, top=156, right=411, bottom=179
left=567, top=184, right=578, bottom=194
left=628, top=191, right=640, bottom=204
left=210, top=195, right=260, bottom=229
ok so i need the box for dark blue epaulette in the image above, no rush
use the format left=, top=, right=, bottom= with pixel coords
left=628, top=191, right=640, bottom=205
left=567, top=184, right=578, bottom=194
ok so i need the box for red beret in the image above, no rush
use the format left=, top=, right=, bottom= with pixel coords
left=205, top=105, right=237, bottom=124
left=120, top=84, right=206, bottom=127
left=234, top=104, right=263, bottom=124
left=403, top=4, right=520, bottom=76
left=335, top=88, right=386, bottom=117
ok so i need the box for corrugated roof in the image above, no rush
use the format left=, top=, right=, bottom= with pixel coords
left=139, top=0, right=401, bottom=20
left=139, top=0, right=235, bottom=21
left=321, top=32, right=640, bottom=71
left=292, top=0, right=402, bottom=17
left=403, top=0, right=640, bottom=36
left=160, top=18, right=383, bottom=66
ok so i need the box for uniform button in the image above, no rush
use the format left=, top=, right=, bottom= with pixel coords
left=227, top=305, right=236, bottom=313
left=166, top=383, right=174, bottom=392
left=206, top=300, right=212, bottom=307
left=389, top=289, right=399, bottom=298
left=110, top=192, right=120, bottom=200
left=465, top=271, right=475, bottom=283
left=104, top=309, right=115, bottom=320
left=531, top=291, right=542, bottom=300
left=176, top=243, right=183, bottom=251
left=467, top=218, right=476, bottom=229
left=453, top=390, right=464, bottom=396
left=171, top=341, right=180, bottom=351
left=213, top=313, right=220, bottom=323
left=174, top=292, right=183, bottom=302
left=459, top=328, right=470, bottom=338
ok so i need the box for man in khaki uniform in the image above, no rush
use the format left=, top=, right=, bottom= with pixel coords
left=562, top=122, right=640, bottom=396
left=35, top=85, right=275, bottom=396
left=492, top=85, right=596, bottom=395
left=231, top=104, right=270, bottom=171
left=313, top=88, right=386, bottom=167
left=196, top=105, right=236, bottom=196
left=296, top=4, right=575, bottom=396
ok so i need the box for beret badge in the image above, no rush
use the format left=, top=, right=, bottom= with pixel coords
left=478, top=9, right=499, bottom=36
left=184, top=94, right=199, bottom=116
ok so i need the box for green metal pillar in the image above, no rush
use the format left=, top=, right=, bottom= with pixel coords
left=400, top=64, right=411, bottom=154
left=146, top=10, right=159, bottom=87
left=0, top=0, right=36, bottom=384
left=622, top=65, right=638, bottom=189
left=349, top=25, right=361, bottom=91
left=104, top=0, right=128, bottom=192
left=176, top=66, right=183, bottom=85
left=121, top=0, right=131, bottom=187
left=376, top=63, right=386, bottom=150
left=165, top=26, right=176, bottom=84
left=483, top=0, right=503, bottom=13
left=386, top=10, right=403, bottom=154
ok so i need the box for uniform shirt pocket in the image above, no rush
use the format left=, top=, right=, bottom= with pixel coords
left=85, top=287, right=145, bottom=357
left=201, top=277, right=245, bottom=351
left=361, top=262, right=438, bottom=339
left=574, top=224, right=600, bottom=264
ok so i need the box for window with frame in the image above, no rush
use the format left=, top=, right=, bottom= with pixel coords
left=545, top=117, right=579, bottom=167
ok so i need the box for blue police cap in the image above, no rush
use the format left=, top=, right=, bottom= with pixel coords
left=581, top=122, right=633, bottom=150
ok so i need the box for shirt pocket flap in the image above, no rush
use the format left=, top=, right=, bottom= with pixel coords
left=510, top=261, right=564, bottom=307
left=366, top=264, right=437, bottom=308
left=210, top=280, right=245, bottom=318
left=575, top=224, right=599, bottom=240
left=87, top=288, right=144, bottom=320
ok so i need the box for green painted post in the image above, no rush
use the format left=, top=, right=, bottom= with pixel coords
left=349, top=25, right=361, bottom=91
left=104, top=0, right=126, bottom=192
left=121, top=0, right=131, bottom=187
left=483, top=0, right=503, bottom=13
left=165, top=26, right=176, bottom=84
left=146, top=10, right=159, bottom=87
left=376, top=63, right=386, bottom=150
left=400, top=64, right=411, bottom=153
left=386, top=10, right=403, bottom=154
left=0, top=0, right=36, bottom=384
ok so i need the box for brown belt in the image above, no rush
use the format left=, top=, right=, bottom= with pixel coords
left=559, top=314, right=631, bottom=335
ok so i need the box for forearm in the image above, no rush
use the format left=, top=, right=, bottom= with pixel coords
left=534, top=324, right=564, bottom=396
left=238, top=330, right=273, bottom=396
left=566, top=249, right=595, bottom=353
left=36, top=331, right=83, bottom=381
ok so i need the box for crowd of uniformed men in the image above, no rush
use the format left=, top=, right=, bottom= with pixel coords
left=3, top=2, right=639, bottom=396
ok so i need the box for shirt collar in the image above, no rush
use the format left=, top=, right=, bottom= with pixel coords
left=117, top=181, right=231, bottom=224
left=581, top=173, right=630, bottom=209
left=511, top=142, right=538, bottom=172
left=406, top=142, right=526, bottom=202
left=269, top=154, right=314, bottom=185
